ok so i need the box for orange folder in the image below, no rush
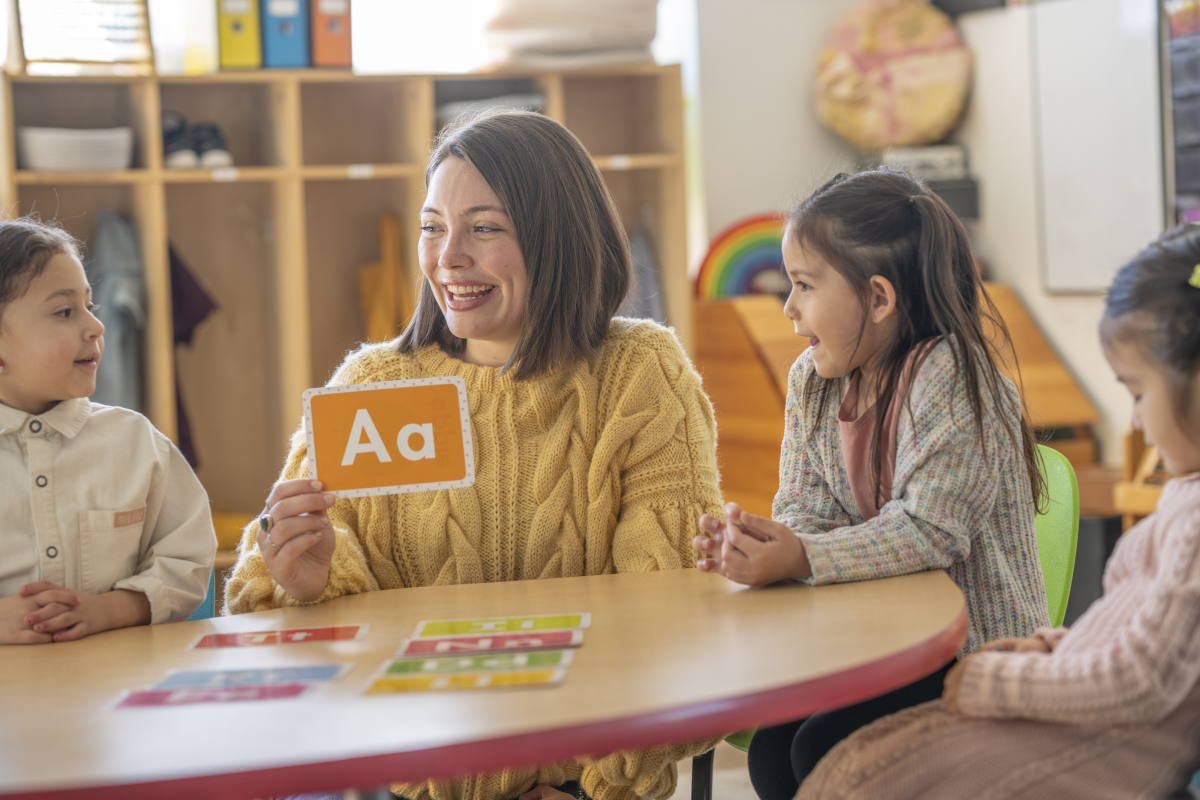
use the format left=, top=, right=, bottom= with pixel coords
left=311, top=0, right=352, bottom=67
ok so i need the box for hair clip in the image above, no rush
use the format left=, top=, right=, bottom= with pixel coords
left=1191, top=264, right=1200, bottom=289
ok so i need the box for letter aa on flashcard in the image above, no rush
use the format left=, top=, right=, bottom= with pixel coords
left=303, top=377, right=475, bottom=498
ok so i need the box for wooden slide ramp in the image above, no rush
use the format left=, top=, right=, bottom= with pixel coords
left=693, top=286, right=1100, bottom=517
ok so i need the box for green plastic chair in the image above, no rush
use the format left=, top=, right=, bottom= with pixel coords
left=689, top=446, right=1081, bottom=800
left=1034, top=444, right=1080, bottom=627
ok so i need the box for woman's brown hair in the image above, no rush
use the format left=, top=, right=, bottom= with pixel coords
left=790, top=169, right=1047, bottom=511
left=396, top=109, right=631, bottom=380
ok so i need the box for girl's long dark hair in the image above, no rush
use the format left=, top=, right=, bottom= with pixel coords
left=790, top=169, right=1046, bottom=511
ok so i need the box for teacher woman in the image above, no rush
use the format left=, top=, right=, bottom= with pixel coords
left=225, top=110, right=724, bottom=800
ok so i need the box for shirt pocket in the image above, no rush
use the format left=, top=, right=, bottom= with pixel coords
left=78, top=508, right=146, bottom=594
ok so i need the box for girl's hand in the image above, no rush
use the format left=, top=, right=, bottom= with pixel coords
left=15, top=583, right=150, bottom=641
left=694, top=502, right=811, bottom=586
left=944, top=637, right=1053, bottom=713
left=519, top=786, right=575, bottom=800
left=257, top=479, right=337, bottom=602
left=977, top=636, right=1052, bottom=654
left=0, top=594, right=52, bottom=645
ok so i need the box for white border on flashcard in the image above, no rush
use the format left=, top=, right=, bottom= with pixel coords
left=302, top=376, right=476, bottom=499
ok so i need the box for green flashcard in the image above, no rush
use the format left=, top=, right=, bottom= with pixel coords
left=384, top=649, right=574, bottom=675
left=413, top=613, right=591, bottom=638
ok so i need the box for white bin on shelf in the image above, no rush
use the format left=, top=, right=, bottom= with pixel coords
left=16, top=126, right=135, bottom=171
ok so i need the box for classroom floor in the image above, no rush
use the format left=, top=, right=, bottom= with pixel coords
left=669, top=743, right=756, bottom=800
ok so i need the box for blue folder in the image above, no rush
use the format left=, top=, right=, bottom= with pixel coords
left=261, top=0, right=310, bottom=68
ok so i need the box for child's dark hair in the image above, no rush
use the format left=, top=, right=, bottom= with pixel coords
left=0, top=217, right=80, bottom=323
left=789, top=169, right=1046, bottom=511
left=1101, top=225, right=1200, bottom=423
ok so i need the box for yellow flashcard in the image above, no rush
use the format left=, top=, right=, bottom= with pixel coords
left=366, top=669, right=566, bottom=694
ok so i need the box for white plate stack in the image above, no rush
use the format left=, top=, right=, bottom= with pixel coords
left=17, top=126, right=135, bottom=171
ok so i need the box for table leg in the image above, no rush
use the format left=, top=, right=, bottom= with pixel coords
left=691, top=749, right=715, bottom=800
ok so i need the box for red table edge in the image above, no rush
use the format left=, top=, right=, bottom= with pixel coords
left=6, top=607, right=967, bottom=800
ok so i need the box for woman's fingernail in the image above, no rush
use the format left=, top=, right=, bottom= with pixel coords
left=315, top=531, right=323, bottom=539
left=34, top=624, right=43, bottom=632
left=311, top=481, right=323, bottom=490
left=324, top=493, right=336, bottom=505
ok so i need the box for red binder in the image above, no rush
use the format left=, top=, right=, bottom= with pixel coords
left=311, top=0, right=352, bottom=67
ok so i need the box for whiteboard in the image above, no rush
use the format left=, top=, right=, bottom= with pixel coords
left=1032, top=0, right=1164, bottom=292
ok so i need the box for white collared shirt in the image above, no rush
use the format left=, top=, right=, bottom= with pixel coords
left=0, top=398, right=216, bottom=623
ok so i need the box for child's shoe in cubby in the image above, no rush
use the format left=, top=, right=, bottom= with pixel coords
left=191, top=124, right=234, bottom=168
left=162, top=110, right=199, bottom=169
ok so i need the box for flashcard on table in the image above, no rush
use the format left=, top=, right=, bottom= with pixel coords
left=116, top=684, right=310, bottom=708
left=304, top=377, right=474, bottom=499
left=191, top=625, right=367, bottom=649
left=397, top=630, right=584, bottom=657
left=154, top=664, right=349, bottom=689
left=366, top=669, right=567, bottom=694
left=412, top=613, right=591, bottom=638
left=384, top=649, right=574, bottom=676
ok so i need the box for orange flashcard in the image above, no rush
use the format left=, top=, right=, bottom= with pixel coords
left=303, top=377, right=474, bottom=498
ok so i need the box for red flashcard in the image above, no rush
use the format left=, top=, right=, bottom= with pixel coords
left=116, top=683, right=309, bottom=708
left=397, top=629, right=584, bottom=657
left=191, top=625, right=367, bottom=649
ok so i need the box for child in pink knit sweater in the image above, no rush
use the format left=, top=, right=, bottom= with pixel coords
left=796, top=226, right=1200, bottom=799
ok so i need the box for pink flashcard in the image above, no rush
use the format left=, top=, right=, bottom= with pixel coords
left=191, top=625, right=367, bottom=649
left=116, top=683, right=309, bottom=707
left=397, top=629, right=584, bottom=657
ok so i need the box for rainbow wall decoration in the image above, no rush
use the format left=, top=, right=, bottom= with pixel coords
left=695, top=214, right=787, bottom=298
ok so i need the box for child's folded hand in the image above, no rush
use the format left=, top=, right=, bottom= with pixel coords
left=694, top=502, right=811, bottom=586
left=15, top=582, right=149, bottom=642
left=976, top=636, right=1052, bottom=654
left=17, top=581, right=89, bottom=640
left=944, top=637, right=1052, bottom=713
left=0, top=594, right=53, bottom=645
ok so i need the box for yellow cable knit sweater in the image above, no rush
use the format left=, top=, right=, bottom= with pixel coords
left=225, top=318, right=724, bottom=800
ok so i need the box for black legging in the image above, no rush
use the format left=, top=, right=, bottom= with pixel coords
left=747, top=661, right=954, bottom=800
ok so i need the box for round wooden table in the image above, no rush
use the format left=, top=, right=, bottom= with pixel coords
left=0, top=569, right=965, bottom=800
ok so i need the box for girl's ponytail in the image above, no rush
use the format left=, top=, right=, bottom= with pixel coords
left=790, top=170, right=1047, bottom=512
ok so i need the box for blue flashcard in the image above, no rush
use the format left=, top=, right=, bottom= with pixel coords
left=153, top=664, right=348, bottom=689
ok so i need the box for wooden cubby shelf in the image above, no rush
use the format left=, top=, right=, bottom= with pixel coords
left=15, top=169, right=154, bottom=184
left=0, top=64, right=688, bottom=518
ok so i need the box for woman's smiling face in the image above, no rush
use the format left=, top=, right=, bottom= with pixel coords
left=419, top=157, right=529, bottom=368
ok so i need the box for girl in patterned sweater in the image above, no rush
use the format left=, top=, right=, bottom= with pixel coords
left=795, top=224, right=1200, bottom=800
left=693, top=170, right=1049, bottom=799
